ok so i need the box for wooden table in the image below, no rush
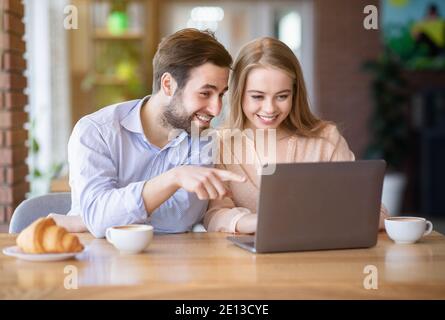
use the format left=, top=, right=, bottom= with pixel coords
left=1, top=231, right=445, bottom=299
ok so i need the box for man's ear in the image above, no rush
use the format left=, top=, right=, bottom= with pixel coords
left=160, top=72, right=177, bottom=97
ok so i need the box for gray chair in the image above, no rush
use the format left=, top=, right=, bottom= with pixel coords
left=9, top=192, right=71, bottom=234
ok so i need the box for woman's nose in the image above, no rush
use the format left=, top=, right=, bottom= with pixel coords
left=262, top=99, right=276, bottom=114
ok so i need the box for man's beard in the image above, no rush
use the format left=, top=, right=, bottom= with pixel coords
left=161, top=90, right=195, bottom=135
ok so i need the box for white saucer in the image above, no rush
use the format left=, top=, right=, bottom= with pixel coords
left=2, top=245, right=85, bottom=262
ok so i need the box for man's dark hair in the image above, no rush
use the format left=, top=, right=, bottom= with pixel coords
left=152, top=28, right=232, bottom=93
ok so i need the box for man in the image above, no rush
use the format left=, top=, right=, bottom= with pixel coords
left=57, top=29, right=245, bottom=238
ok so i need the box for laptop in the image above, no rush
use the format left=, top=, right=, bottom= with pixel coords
left=227, top=160, right=386, bottom=253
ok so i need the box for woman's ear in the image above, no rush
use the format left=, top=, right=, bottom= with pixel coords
left=160, top=72, right=178, bottom=97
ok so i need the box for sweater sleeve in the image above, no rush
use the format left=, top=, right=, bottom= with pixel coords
left=328, top=126, right=356, bottom=162
left=203, top=132, right=255, bottom=233
left=204, top=196, right=253, bottom=233
left=203, top=161, right=253, bottom=233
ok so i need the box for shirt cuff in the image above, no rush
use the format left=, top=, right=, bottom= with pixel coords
left=121, top=181, right=148, bottom=222
left=228, top=208, right=252, bottom=233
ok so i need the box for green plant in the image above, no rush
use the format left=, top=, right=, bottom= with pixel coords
left=107, top=11, right=128, bottom=35
left=363, top=48, right=411, bottom=171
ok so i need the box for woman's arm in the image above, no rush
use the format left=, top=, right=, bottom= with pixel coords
left=234, top=213, right=257, bottom=234
left=204, top=191, right=254, bottom=233
left=203, top=141, right=253, bottom=233
left=204, top=134, right=254, bottom=234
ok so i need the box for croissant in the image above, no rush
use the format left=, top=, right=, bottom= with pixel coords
left=16, top=217, right=84, bottom=254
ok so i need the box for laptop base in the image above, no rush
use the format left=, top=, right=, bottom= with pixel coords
left=227, top=236, right=256, bottom=253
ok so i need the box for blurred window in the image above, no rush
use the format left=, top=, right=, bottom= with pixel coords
left=187, top=6, right=224, bottom=32
left=278, top=11, right=301, bottom=52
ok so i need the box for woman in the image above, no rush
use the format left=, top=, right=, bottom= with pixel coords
left=204, top=37, right=389, bottom=234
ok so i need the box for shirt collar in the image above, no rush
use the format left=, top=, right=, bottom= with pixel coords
left=120, top=95, right=189, bottom=147
left=120, top=95, right=150, bottom=134
left=167, top=130, right=189, bottom=148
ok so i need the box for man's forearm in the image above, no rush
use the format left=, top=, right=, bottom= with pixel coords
left=141, top=168, right=180, bottom=214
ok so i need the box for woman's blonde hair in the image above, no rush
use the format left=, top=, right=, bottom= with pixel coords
left=227, top=37, right=328, bottom=137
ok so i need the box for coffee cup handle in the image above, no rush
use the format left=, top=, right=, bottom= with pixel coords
left=424, top=220, right=433, bottom=236
left=105, top=228, right=113, bottom=243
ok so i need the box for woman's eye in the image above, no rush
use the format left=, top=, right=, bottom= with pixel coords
left=277, top=95, right=289, bottom=101
left=200, top=92, right=210, bottom=98
left=251, top=95, right=263, bottom=100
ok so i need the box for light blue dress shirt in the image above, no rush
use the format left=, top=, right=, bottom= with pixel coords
left=67, top=96, right=213, bottom=238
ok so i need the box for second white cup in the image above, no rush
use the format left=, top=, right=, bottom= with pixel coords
left=385, top=217, right=433, bottom=244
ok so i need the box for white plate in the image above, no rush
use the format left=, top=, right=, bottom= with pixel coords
left=2, top=246, right=85, bottom=262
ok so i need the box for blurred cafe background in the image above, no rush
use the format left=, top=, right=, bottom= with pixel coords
left=0, top=0, right=444, bottom=232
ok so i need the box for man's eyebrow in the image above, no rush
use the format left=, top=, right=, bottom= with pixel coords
left=200, top=84, right=229, bottom=93
left=200, top=84, right=217, bottom=90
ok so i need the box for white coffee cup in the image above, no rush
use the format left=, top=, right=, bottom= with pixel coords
left=385, top=217, right=433, bottom=244
left=105, top=224, right=153, bottom=254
